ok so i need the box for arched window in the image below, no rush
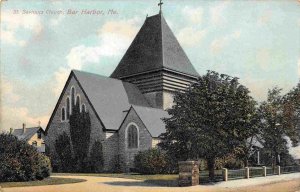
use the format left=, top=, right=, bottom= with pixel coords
left=61, top=107, right=65, bottom=121
left=76, top=95, right=80, bottom=107
left=71, top=87, right=75, bottom=112
left=66, top=97, right=70, bottom=120
left=81, top=104, right=86, bottom=113
left=127, top=124, right=138, bottom=149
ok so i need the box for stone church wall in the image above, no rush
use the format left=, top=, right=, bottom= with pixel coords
left=45, top=75, right=118, bottom=172
left=118, top=108, right=152, bottom=172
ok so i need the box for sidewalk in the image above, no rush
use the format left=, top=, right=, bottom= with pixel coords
left=214, top=172, right=300, bottom=188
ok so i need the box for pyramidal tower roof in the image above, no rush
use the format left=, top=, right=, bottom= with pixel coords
left=110, top=13, right=199, bottom=78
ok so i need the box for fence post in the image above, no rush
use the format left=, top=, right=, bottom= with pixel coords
left=262, top=166, right=266, bottom=177
left=222, top=168, right=228, bottom=181
left=277, top=166, right=281, bottom=175
left=245, top=167, right=250, bottom=179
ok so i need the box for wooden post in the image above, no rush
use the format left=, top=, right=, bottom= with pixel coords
left=245, top=167, right=250, bottom=179
left=222, top=168, right=228, bottom=181
left=262, top=166, right=267, bottom=177
left=277, top=166, right=281, bottom=175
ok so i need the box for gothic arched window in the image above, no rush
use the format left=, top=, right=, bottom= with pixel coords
left=127, top=124, right=138, bottom=149
left=66, top=97, right=70, bottom=120
left=71, top=87, right=75, bottom=113
left=81, top=104, right=86, bottom=113
left=61, top=107, right=65, bottom=121
left=76, top=95, right=80, bottom=108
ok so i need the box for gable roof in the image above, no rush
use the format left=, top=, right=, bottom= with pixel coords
left=12, top=127, right=41, bottom=141
left=73, top=70, right=151, bottom=131
left=132, top=105, right=169, bottom=137
left=110, top=13, right=199, bottom=79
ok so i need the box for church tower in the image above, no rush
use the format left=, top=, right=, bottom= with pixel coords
left=110, top=12, right=199, bottom=109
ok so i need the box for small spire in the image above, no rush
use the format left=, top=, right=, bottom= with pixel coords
left=158, top=0, right=163, bottom=14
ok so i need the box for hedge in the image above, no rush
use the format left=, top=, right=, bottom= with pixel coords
left=0, top=133, right=51, bottom=182
left=134, top=148, right=176, bottom=174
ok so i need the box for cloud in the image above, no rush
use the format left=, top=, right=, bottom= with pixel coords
left=177, top=27, right=207, bottom=47
left=53, top=67, right=70, bottom=97
left=182, top=6, right=203, bottom=25
left=210, top=1, right=230, bottom=26
left=210, top=30, right=241, bottom=54
left=256, top=48, right=271, bottom=71
left=1, top=77, right=21, bottom=104
left=1, top=30, right=26, bottom=47
left=65, top=18, right=140, bottom=71
left=258, top=10, right=272, bottom=25
left=1, top=106, right=49, bottom=131
left=50, top=14, right=65, bottom=26
left=239, top=78, right=269, bottom=101
left=1, top=10, right=43, bottom=46
left=0, top=77, right=51, bottom=132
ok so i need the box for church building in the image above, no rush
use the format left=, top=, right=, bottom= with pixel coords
left=45, top=11, right=199, bottom=172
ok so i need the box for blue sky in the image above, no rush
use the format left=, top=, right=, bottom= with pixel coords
left=1, top=0, right=299, bottom=131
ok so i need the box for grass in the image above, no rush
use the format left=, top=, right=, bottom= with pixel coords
left=53, top=173, right=178, bottom=187
left=0, top=177, right=86, bottom=188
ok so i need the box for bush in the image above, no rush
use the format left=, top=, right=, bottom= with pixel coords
left=134, top=148, right=174, bottom=174
left=89, top=141, right=104, bottom=173
left=0, top=133, right=51, bottom=182
left=54, top=132, right=74, bottom=172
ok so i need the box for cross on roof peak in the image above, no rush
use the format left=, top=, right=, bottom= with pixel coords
left=158, top=0, right=163, bottom=13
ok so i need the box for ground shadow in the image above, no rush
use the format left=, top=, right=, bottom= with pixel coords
left=103, top=179, right=222, bottom=187
left=102, top=179, right=178, bottom=187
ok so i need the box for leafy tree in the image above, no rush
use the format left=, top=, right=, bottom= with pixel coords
left=160, top=71, right=257, bottom=180
left=54, top=132, right=73, bottom=172
left=282, top=82, right=300, bottom=145
left=258, top=88, right=288, bottom=168
left=69, top=102, right=91, bottom=170
left=89, top=141, right=104, bottom=173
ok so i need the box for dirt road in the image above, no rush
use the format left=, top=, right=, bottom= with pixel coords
left=2, top=173, right=300, bottom=192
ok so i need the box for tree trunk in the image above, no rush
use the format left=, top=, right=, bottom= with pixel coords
left=272, top=154, right=276, bottom=174
left=207, top=158, right=215, bottom=181
left=244, top=157, right=249, bottom=167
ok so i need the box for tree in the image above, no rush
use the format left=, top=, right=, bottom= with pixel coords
left=89, top=141, right=104, bottom=173
left=160, top=71, right=257, bottom=180
left=69, top=102, right=91, bottom=170
left=258, top=87, right=288, bottom=168
left=282, top=82, right=300, bottom=145
left=54, top=132, right=73, bottom=172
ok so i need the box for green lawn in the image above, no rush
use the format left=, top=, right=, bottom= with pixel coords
left=0, top=177, right=86, bottom=188
left=53, top=173, right=178, bottom=187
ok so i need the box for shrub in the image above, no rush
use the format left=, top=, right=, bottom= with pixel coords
left=0, top=133, right=51, bottom=182
left=134, top=148, right=174, bottom=174
left=54, top=132, right=74, bottom=172
left=215, top=154, right=244, bottom=169
left=89, top=141, right=104, bottom=173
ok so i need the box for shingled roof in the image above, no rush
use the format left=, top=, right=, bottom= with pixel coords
left=12, top=127, right=41, bottom=141
left=110, top=13, right=199, bottom=78
left=132, top=105, right=169, bottom=137
left=72, top=70, right=151, bottom=130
